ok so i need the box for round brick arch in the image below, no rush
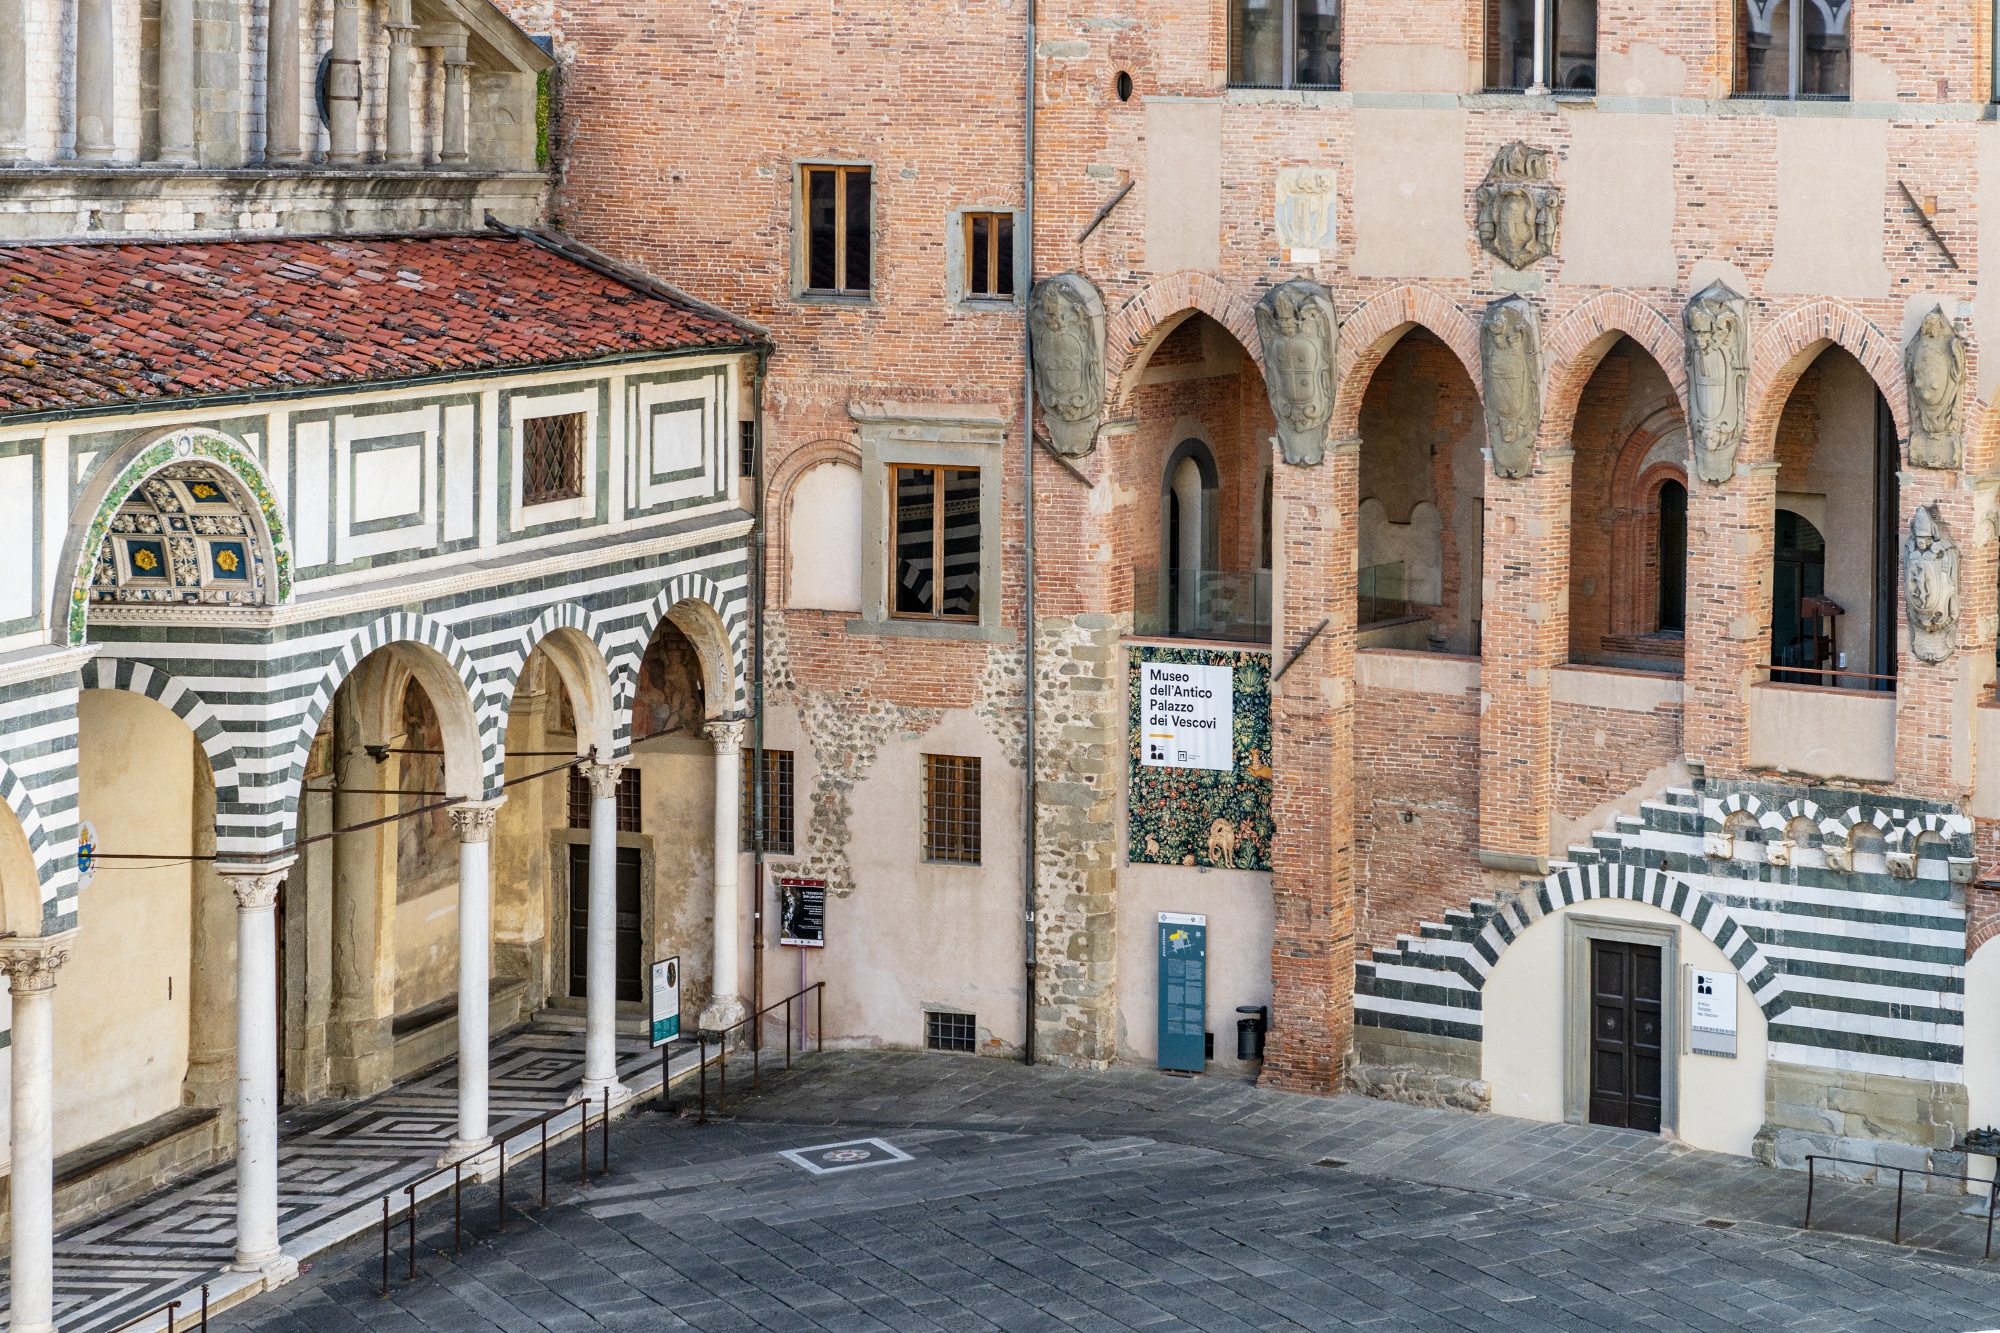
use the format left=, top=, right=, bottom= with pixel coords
left=1329, top=283, right=1482, bottom=439
left=1743, top=298, right=1907, bottom=467
left=1540, top=292, right=1689, bottom=449
left=1105, top=271, right=1265, bottom=411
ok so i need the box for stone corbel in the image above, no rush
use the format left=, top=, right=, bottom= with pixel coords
left=1764, top=838, right=1793, bottom=868
left=1702, top=830, right=1733, bottom=861
left=1886, top=850, right=1919, bottom=880
left=1823, top=843, right=1853, bottom=873
left=1952, top=857, right=1979, bottom=884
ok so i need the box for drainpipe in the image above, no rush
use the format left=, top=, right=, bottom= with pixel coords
left=750, top=349, right=770, bottom=1038
left=1021, top=0, right=1039, bottom=1067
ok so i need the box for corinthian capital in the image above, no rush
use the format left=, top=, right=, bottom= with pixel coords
left=702, top=717, right=746, bottom=755
left=581, top=760, right=627, bottom=802
left=450, top=800, right=504, bottom=843
left=219, top=862, right=290, bottom=912
left=0, top=932, right=75, bottom=995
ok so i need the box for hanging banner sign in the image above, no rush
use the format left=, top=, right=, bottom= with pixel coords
left=778, top=877, right=826, bottom=948
left=1139, top=661, right=1233, bottom=771
left=1690, top=968, right=1738, bottom=1058
left=1157, top=912, right=1208, bottom=1073
left=649, top=955, right=681, bottom=1048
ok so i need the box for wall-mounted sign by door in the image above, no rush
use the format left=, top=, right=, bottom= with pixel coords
left=650, top=955, right=681, bottom=1047
left=1689, top=967, right=1737, bottom=1058
left=1157, top=912, right=1208, bottom=1073
left=779, top=878, right=826, bottom=948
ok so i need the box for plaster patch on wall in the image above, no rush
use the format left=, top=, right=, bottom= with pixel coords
left=1767, top=118, right=1891, bottom=299
left=1558, top=112, right=1676, bottom=288
left=1596, top=42, right=1687, bottom=97
left=1350, top=110, right=1473, bottom=280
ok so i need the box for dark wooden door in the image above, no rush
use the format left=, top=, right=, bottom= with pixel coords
left=567, top=844, right=643, bottom=1002
left=1589, top=939, right=1663, bottom=1132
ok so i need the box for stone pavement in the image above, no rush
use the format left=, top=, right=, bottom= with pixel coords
left=215, top=1049, right=2000, bottom=1332
left=22, top=1024, right=685, bottom=1333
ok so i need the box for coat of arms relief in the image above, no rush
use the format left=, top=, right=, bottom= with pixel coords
left=1474, top=142, right=1562, bottom=270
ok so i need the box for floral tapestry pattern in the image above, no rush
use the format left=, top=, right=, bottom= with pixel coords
left=1127, top=646, right=1273, bottom=870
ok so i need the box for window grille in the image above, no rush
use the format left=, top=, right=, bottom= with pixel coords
left=568, top=767, right=640, bottom=832
left=522, top=412, right=585, bottom=505
left=803, top=165, right=872, bottom=295
left=741, top=748, right=796, bottom=854
left=891, top=466, right=981, bottom=621
left=1228, top=0, right=1341, bottom=89
left=740, top=420, right=758, bottom=478
left=921, top=754, right=981, bottom=864
left=926, top=1010, right=977, bottom=1053
left=963, top=213, right=1016, bottom=299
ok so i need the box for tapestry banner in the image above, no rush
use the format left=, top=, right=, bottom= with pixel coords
left=1127, top=645, right=1273, bottom=870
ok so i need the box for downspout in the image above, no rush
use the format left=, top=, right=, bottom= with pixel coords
left=750, top=349, right=770, bottom=1038
left=1021, top=0, right=1038, bottom=1067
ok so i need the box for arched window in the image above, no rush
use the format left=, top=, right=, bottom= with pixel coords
left=1159, top=439, right=1219, bottom=635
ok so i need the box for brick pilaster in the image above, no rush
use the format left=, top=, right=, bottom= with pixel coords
left=1263, top=439, right=1356, bottom=1094
left=1895, top=471, right=1987, bottom=800
left=1682, top=463, right=1775, bottom=779
left=1477, top=450, right=1571, bottom=868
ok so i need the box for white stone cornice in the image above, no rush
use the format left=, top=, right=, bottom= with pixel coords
left=0, top=643, right=97, bottom=690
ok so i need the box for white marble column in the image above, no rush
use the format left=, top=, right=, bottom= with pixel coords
left=326, top=0, right=361, bottom=163
left=575, top=760, right=629, bottom=1101
left=73, top=0, right=116, bottom=160
left=263, top=0, right=302, bottom=163
left=1529, top=0, right=1550, bottom=93
left=383, top=0, right=416, bottom=164
left=155, top=0, right=196, bottom=164
left=699, top=720, right=747, bottom=1032
left=440, top=59, right=471, bottom=164
left=444, top=801, right=500, bottom=1164
left=0, top=934, right=74, bottom=1333
left=0, top=0, right=28, bottom=162
left=223, top=863, right=299, bottom=1285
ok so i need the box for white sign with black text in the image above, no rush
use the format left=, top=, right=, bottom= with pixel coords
left=1140, top=662, right=1234, bottom=772
left=1689, top=968, right=1737, bottom=1058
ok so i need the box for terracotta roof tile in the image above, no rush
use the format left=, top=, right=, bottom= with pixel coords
left=0, top=233, right=756, bottom=417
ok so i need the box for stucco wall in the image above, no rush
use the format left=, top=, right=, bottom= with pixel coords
left=1113, top=861, right=1273, bottom=1074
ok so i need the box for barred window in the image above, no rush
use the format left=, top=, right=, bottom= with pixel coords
left=568, top=767, right=641, bottom=832
left=741, top=748, right=796, bottom=855
left=921, top=754, right=981, bottom=864
left=892, top=466, right=981, bottom=621
left=522, top=412, right=585, bottom=505
left=926, top=1009, right=977, bottom=1053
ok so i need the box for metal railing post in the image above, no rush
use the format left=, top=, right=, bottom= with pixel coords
left=405, top=1182, right=418, bottom=1280
left=699, top=1033, right=709, bottom=1125
left=786, top=996, right=793, bottom=1070
left=817, top=982, right=824, bottom=1051
left=453, top=1161, right=463, bottom=1256
left=602, top=1086, right=610, bottom=1176
left=1988, top=1178, right=1997, bottom=1260
left=580, top=1102, right=590, bottom=1184
left=540, top=1118, right=549, bottom=1209
left=1804, top=1155, right=1816, bottom=1229
left=1894, top=1168, right=1905, bottom=1244
left=201, top=1283, right=208, bottom=1331
left=498, top=1138, right=507, bottom=1231
left=381, top=1196, right=391, bottom=1294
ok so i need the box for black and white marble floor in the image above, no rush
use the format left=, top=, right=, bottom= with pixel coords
left=18, top=1024, right=687, bottom=1333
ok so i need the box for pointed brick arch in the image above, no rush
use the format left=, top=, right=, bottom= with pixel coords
left=1541, top=293, right=1689, bottom=448
left=1330, top=284, right=1483, bottom=439
left=1745, top=299, right=1907, bottom=466
left=1106, top=271, right=1264, bottom=410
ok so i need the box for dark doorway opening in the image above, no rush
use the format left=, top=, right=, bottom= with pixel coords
left=1771, top=509, right=1828, bottom=685
left=567, top=844, right=643, bottom=1002
left=1589, top=938, right=1663, bottom=1132
left=1656, top=479, right=1686, bottom=633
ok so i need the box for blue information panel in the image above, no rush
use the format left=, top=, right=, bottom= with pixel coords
left=1157, top=912, right=1208, bottom=1073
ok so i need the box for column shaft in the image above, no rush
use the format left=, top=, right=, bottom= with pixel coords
left=701, top=721, right=747, bottom=1031
left=156, top=0, right=196, bottom=163
left=440, top=61, right=470, bottom=163
left=384, top=14, right=415, bottom=164
left=326, top=0, right=360, bottom=162
left=74, top=0, right=116, bottom=160
left=448, top=803, right=500, bottom=1160
left=0, top=937, right=72, bottom=1333
left=264, top=0, right=301, bottom=163
left=228, top=866, right=297, bottom=1283
left=578, top=761, right=627, bottom=1099
left=0, top=0, right=27, bottom=160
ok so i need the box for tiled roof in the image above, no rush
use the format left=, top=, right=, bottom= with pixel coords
left=0, top=232, right=759, bottom=417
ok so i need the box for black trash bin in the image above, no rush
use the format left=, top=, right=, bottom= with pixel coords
left=1235, top=1005, right=1268, bottom=1060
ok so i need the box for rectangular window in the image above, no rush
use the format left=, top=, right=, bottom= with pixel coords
left=963, top=212, right=1016, bottom=299
left=568, top=767, right=641, bottom=833
left=891, top=466, right=981, bottom=621
left=739, top=420, right=757, bottom=478
left=740, top=748, right=796, bottom=855
left=1485, top=0, right=1598, bottom=92
left=1737, top=0, right=1846, bottom=98
left=926, top=1009, right=977, bottom=1053
left=803, top=165, right=872, bottom=296
left=522, top=412, right=585, bottom=505
left=1229, top=0, right=1341, bottom=89
left=921, top=754, right=981, bottom=864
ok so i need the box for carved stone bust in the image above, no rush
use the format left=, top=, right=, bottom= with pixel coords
left=1253, top=279, right=1338, bottom=467
left=1905, top=307, right=1966, bottom=470
left=1028, top=271, right=1107, bottom=458
left=1905, top=505, right=1960, bottom=663
left=1481, top=295, right=1542, bottom=479
left=1474, top=142, right=1562, bottom=270
left=1683, top=282, right=1748, bottom=484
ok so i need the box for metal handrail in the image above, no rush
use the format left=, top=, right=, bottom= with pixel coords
left=1804, top=1153, right=2000, bottom=1255
left=694, top=982, right=826, bottom=1123
left=105, top=1286, right=207, bottom=1333
left=378, top=1087, right=613, bottom=1294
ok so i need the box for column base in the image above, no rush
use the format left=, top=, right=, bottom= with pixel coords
left=569, top=1078, right=630, bottom=1107
left=698, top=995, right=749, bottom=1032
left=231, top=1248, right=299, bottom=1287
left=10, top=1320, right=56, bottom=1333
left=440, top=1136, right=498, bottom=1176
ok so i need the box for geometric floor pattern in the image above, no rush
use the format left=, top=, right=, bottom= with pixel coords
left=17, top=1024, right=669, bottom=1332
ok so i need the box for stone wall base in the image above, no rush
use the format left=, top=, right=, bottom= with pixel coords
left=1347, top=1028, right=1490, bottom=1112
left=1752, top=1060, right=1970, bottom=1190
